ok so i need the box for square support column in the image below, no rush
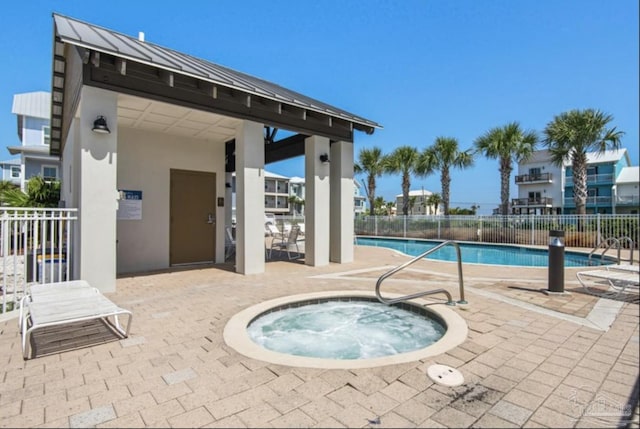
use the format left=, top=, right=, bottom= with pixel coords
left=330, top=141, right=354, bottom=263
left=304, top=135, right=330, bottom=266
left=235, top=120, right=265, bottom=274
left=77, top=86, right=118, bottom=292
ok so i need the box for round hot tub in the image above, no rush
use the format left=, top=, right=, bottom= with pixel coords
left=223, top=291, right=468, bottom=369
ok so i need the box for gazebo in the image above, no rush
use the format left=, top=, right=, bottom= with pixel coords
left=49, top=14, right=381, bottom=292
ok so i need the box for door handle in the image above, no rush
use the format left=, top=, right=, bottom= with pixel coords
left=207, top=213, right=215, bottom=224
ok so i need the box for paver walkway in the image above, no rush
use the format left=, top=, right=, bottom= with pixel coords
left=0, top=245, right=638, bottom=428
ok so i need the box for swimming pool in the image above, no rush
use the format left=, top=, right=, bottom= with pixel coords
left=355, top=237, right=612, bottom=267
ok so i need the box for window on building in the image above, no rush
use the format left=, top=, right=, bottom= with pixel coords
left=43, top=126, right=51, bottom=145
left=42, top=166, right=58, bottom=181
left=529, top=167, right=541, bottom=179
left=10, top=166, right=20, bottom=178
left=528, top=191, right=541, bottom=202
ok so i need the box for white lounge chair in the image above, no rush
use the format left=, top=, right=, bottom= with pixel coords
left=576, top=265, right=639, bottom=299
left=20, top=281, right=132, bottom=359
left=19, top=280, right=93, bottom=333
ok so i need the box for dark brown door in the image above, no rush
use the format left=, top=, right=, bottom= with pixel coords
left=170, top=169, right=216, bottom=265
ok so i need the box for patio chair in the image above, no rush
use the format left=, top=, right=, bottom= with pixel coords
left=576, top=265, right=639, bottom=299
left=266, top=223, right=284, bottom=239
left=269, top=225, right=302, bottom=260
left=20, top=280, right=132, bottom=359
left=225, top=226, right=236, bottom=260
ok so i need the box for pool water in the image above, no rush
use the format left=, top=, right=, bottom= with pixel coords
left=355, top=237, right=612, bottom=267
left=247, top=300, right=445, bottom=360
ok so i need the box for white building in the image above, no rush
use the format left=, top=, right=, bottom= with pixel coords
left=48, top=14, right=379, bottom=291
left=6, top=91, right=61, bottom=190
left=395, top=189, right=443, bottom=215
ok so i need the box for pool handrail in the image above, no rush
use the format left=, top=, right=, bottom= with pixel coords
left=587, top=236, right=637, bottom=266
left=375, top=240, right=466, bottom=306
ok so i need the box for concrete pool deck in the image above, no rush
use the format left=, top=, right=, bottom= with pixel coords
left=0, top=245, right=638, bottom=428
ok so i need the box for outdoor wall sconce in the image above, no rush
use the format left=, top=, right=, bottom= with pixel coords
left=319, top=153, right=330, bottom=164
left=92, top=116, right=111, bottom=134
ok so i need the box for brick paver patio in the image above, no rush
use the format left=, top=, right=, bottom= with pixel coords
left=1, top=245, right=638, bottom=428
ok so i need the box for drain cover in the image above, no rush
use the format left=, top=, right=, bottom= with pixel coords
left=427, top=364, right=464, bottom=387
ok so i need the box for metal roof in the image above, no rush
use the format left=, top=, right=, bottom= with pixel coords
left=563, top=148, right=629, bottom=166
left=616, top=166, right=639, bottom=184
left=12, top=92, right=51, bottom=119
left=53, top=14, right=381, bottom=132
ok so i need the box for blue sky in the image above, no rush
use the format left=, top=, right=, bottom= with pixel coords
left=1, top=0, right=638, bottom=214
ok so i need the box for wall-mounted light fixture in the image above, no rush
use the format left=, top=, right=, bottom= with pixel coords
left=319, top=153, right=330, bottom=164
left=92, top=116, right=111, bottom=134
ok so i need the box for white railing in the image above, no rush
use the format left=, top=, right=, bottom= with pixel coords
left=354, top=214, right=639, bottom=249
left=1, top=208, right=77, bottom=314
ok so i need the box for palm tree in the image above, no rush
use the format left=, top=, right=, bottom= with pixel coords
left=543, top=109, right=623, bottom=215
left=426, top=193, right=442, bottom=215
left=474, top=122, right=538, bottom=215
left=373, top=196, right=386, bottom=215
left=0, top=176, right=60, bottom=208
left=421, top=137, right=474, bottom=215
left=354, top=147, right=386, bottom=216
left=408, top=196, right=417, bottom=215
left=384, top=146, right=428, bottom=216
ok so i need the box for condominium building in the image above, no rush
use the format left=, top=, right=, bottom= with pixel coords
left=395, top=189, right=443, bottom=215
left=231, top=171, right=365, bottom=223
left=513, top=148, right=638, bottom=215
left=6, top=91, right=60, bottom=191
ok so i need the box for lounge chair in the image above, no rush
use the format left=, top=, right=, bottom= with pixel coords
left=576, top=265, right=639, bottom=299
left=20, top=280, right=132, bottom=359
left=19, top=280, right=93, bottom=333
left=269, top=225, right=302, bottom=260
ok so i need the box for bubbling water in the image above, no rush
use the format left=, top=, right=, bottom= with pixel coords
left=247, top=300, right=445, bottom=360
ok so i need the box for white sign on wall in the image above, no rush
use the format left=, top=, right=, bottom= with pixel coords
left=117, top=190, right=142, bottom=220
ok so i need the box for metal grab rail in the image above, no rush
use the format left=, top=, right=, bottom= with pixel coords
left=618, top=237, right=635, bottom=265
left=375, top=240, right=467, bottom=306
left=589, top=237, right=621, bottom=265
left=588, top=236, right=636, bottom=265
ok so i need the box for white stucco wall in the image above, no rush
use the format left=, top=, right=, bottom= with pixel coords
left=116, top=127, right=225, bottom=274
left=516, top=150, right=564, bottom=208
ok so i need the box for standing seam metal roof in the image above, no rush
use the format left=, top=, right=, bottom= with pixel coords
left=53, top=14, right=381, bottom=131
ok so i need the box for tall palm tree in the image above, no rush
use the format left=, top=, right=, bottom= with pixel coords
left=384, top=146, right=427, bottom=216
left=421, top=137, right=474, bottom=215
left=474, top=122, right=538, bottom=215
left=543, top=109, right=623, bottom=215
left=354, top=146, right=386, bottom=216
left=426, top=193, right=442, bottom=215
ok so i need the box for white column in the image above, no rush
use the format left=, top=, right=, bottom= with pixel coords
left=304, top=135, right=330, bottom=266
left=330, top=141, right=354, bottom=263
left=77, top=86, right=118, bottom=292
left=235, top=120, right=265, bottom=274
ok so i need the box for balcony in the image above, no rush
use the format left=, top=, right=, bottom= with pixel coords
left=565, top=173, right=614, bottom=186
left=511, top=197, right=553, bottom=207
left=615, top=195, right=640, bottom=206
left=563, top=196, right=612, bottom=207
left=515, top=172, right=552, bottom=184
